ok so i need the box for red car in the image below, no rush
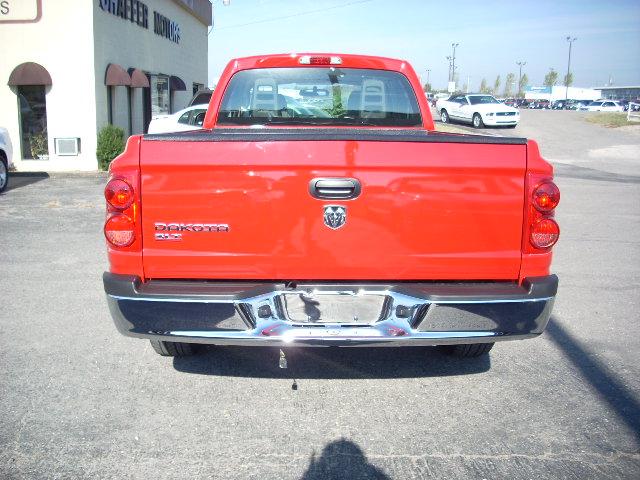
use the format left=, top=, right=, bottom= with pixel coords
left=103, top=53, right=560, bottom=359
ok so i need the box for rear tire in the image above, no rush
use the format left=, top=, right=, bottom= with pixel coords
left=0, top=155, right=8, bottom=193
left=150, top=340, right=195, bottom=357
left=440, top=109, right=449, bottom=123
left=443, top=342, right=494, bottom=358
left=472, top=113, right=484, bottom=128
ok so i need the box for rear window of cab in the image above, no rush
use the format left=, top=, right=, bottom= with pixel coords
left=217, top=67, right=422, bottom=127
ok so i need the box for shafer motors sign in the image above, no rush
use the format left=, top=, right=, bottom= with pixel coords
left=98, top=0, right=181, bottom=44
left=0, top=0, right=42, bottom=23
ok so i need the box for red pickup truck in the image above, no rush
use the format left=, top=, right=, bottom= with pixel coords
left=103, top=53, right=560, bottom=359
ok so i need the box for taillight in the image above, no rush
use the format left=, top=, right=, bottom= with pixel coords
left=104, top=214, right=135, bottom=247
left=298, top=55, right=342, bottom=65
left=532, top=181, right=560, bottom=213
left=525, top=176, right=560, bottom=252
left=105, top=178, right=134, bottom=210
left=530, top=218, right=560, bottom=249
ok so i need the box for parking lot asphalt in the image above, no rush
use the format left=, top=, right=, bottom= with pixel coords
left=1, top=112, right=639, bottom=479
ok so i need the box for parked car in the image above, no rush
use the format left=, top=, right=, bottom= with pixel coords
left=188, top=88, right=213, bottom=107
left=503, top=98, right=518, bottom=107
left=431, top=92, right=451, bottom=107
left=551, top=100, right=568, bottom=110
left=580, top=100, right=624, bottom=112
left=103, top=53, right=560, bottom=360
left=567, top=99, right=591, bottom=110
left=529, top=99, right=551, bottom=109
left=616, top=100, right=630, bottom=111
left=0, top=127, right=14, bottom=193
left=147, top=105, right=208, bottom=134
left=436, top=93, right=520, bottom=128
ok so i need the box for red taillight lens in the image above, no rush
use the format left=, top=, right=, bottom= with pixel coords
left=104, top=214, right=135, bottom=247
left=530, top=218, right=560, bottom=249
left=105, top=179, right=134, bottom=210
left=532, top=181, right=560, bottom=212
left=298, top=55, right=342, bottom=65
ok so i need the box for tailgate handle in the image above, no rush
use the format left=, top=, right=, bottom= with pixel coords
left=309, top=178, right=361, bottom=199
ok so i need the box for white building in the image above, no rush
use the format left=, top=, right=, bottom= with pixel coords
left=0, top=0, right=211, bottom=172
left=524, top=86, right=601, bottom=102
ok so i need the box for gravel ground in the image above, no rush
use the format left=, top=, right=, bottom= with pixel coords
left=1, top=112, right=639, bottom=479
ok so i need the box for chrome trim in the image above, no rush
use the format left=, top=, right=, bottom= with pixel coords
left=106, top=279, right=556, bottom=347
left=108, top=293, right=553, bottom=304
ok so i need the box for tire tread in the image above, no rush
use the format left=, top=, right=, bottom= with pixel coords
left=150, top=340, right=194, bottom=357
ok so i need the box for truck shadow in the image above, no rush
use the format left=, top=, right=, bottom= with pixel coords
left=546, top=317, right=640, bottom=440
left=172, top=344, right=490, bottom=379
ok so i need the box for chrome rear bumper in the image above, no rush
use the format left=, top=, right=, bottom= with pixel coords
left=104, top=274, right=557, bottom=347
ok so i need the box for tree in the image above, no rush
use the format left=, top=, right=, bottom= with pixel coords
left=563, top=72, right=574, bottom=87
left=544, top=68, right=559, bottom=87
left=479, top=78, right=489, bottom=94
left=423, top=83, right=432, bottom=92
left=493, top=75, right=501, bottom=95
left=519, top=73, right=529, bottom=97
left=96, top=125, right=125, bottom=171
left=504, top=73, right=515, bottom=97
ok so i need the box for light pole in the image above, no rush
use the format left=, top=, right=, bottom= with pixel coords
left=451, top=43, right=459, bottom=85
left=426, top=69, right=431, bottom=89
left=516, top=61, right=526, bottom=98
left=565, top=36, right=577, bottom=102
left=446, top=56, right=452, bottom=82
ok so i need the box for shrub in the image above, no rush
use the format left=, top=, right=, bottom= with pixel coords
left=96, top=125, right=125, bottom=171
left=30, top=131, right=48, bottom=158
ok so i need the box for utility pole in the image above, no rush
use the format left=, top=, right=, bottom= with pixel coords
left=565, top=36, right=577, bottom=102
left=516, top=61, right=526, bottom=98
left=451, top=43, right=459, bottom=85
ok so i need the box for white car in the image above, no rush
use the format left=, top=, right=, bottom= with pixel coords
left=436, top=93, right=520, bottom=128
left=148, top=105, right=208, bottom=134
left=580, top=100, right=624, bottom=112
left=0, top=127, right=14, bottom=193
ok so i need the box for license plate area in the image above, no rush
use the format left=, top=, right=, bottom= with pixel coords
left=280, top=292, right=389, bottom=324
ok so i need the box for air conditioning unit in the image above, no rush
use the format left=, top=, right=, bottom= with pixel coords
left=54, top=137, right=80, bottom=156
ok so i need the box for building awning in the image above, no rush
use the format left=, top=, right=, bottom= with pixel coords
left=105, top=63, right=130, bottom=86
left=128, top=68, right=150, bottom=88
left=8, top=62, right=52, bottom=86
left=170, top=75, right=187, bottom=91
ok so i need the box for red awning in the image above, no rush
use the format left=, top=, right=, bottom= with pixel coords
left=128, top=68, right=149, bottom=88
left=105, top=63, right=130, bottom=86
left=170, top=75, right=186, bottom=91
left=8, top=62, right=52, bottom=86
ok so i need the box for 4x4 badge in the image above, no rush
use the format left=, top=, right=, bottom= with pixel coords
left=323, top=205, right=346, bottom=229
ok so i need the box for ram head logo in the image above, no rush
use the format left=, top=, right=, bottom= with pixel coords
left=323, top=205, right=347, bottom=230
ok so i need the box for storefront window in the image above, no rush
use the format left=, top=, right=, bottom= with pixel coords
left=150, top=75, right=170, bottom=116
left=18, top=85, right=48, bottom=160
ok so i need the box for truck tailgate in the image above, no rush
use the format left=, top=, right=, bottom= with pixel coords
left=139, top=130, right=526, bottom=280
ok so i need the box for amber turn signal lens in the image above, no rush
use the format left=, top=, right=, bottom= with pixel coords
left=533, top=181, right=560, bottom=212
left=104, top=214, right=135, bottom=247
left=530, top=218, right=560, bottom=249
left=105, top=179, right=134, bottom=210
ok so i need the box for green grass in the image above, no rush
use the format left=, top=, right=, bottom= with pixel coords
left=435, top=123, right=476, bottom=134
left=585, top=112, right=636, bottom=128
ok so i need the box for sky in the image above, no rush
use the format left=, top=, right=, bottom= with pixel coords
left=207, top=0, right=640, bottom=91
